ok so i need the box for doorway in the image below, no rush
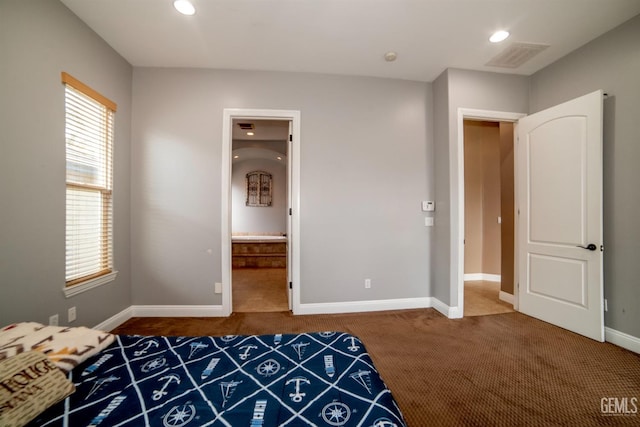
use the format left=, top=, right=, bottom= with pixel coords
left=221, top=109, right=301, bottom=316
left=463, top=119, right=515, bottom=316
left=455, top=109, right=526, bottom=318
left=231, top=119, right=289, bottom=312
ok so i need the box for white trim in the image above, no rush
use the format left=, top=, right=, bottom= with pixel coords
left=455, top=109, right=526, bottom=317
left=296, top=297, right=463, bottom=320
left=91, top=304, right=235, bottom=332
left=93, top=305, right=132, bottom=331
left=431, top=298, right=463, bottom=319
left=222, top=109, right=301, bottom=316
left=499, top=291, right=515, bottom=305
left=64, top=271, right=118, bottom=298
left=605, top=327, right=640, bottom=354
left=131, top=305, right=227, bottom=317
left=463, top=273, right=501, bottom=282
left=297, top=297, right=432, bottom=316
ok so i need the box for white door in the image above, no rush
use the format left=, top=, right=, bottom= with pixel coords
left=517, top=90, right=604, bottom=341
left=286, top=121, right=293, bottom=310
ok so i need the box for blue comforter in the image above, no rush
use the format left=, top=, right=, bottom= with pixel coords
left=31, top=332, right=407, bottom=427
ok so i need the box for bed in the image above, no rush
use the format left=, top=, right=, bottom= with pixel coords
left=1, top=324, right=407, bottom=427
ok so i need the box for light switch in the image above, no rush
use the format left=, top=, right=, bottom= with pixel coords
left=425, top=217, right=434, bottom=227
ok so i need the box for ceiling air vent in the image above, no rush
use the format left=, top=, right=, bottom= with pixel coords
left=237, top=123, right=255, bottom=130
left=486, top=42, right=549, bottom=68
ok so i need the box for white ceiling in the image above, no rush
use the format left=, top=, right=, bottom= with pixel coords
left=232, top=120, right=289, bottom=161
left=60, top=0, right=640, bottom=82
left=232, top=119, right=289, bottom=141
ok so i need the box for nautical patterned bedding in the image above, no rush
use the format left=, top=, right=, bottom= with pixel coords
left=29, top=332, right=407, bottom=427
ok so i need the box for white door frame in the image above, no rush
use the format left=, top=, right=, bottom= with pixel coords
left=221, top=108, right=301, bottom=316
left=454, top=108, right=526, bottom=317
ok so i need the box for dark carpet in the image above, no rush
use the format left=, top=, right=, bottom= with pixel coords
left=112, top=309, right=640, bottom=426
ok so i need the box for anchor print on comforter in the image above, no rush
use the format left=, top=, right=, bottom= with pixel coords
left=29, top=332, right=407, bottom=427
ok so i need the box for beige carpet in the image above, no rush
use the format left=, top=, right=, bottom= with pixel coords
left=232, top=267, right=288, bottom=312
left=464, top=280, right=515, bottom=316
left=112, top=309, right=640, bottom=426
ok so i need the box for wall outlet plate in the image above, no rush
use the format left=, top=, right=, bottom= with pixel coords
left=68, top=306, right=77, bottom=323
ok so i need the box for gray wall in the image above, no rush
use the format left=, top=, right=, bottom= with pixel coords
left=131, top=68, right=433, bottom=305
left=3, top=0, right=636, bottom=338
left=232, top=158, right=287, bottom=235
left=431, top=71, right=451, bottom=305
left=530, top=14, right=640, bottom=337
left=0, top=0, right=132, bottom=327
left=432, top=69, right=529, bottom=307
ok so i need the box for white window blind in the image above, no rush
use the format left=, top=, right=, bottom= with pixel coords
left=62, top=72, right=116, bottom=286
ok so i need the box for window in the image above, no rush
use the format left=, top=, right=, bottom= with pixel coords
left=62, top=72, right=116, bottom=291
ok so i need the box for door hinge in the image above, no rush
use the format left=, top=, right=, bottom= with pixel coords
left=289, top=282, right=292, bottom=289
left=289, top=134, right=292, bottom=142
left=289, top=208, right=292, bottom=215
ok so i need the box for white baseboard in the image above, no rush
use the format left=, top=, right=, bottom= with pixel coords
left=605, top=327, right=640, bottom=354
left=430, top=298, right=462, bottom=319
left=296, top=297, right=432, bottom=316
left=93, top=306, right=133, bottom=331
left=92, top=296, right=498, bottom=333
left=464, top=273, right=501, bottom=282
left=92, top=305, right=227, bottom=331
left=499, top=291, right=515, bottom=305
left=131, top=305, right=226, bottom=317
left=297, top=297, right=464, bottom=320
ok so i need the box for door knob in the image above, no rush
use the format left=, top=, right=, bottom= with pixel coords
left=577, top=243, right=597, bottom=251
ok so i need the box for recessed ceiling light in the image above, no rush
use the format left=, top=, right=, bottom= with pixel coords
left=174, top=0, right=195, bottom=16
left=276, top=156, right=282, bottom=160
left=490, top=30, right=510, bottom=43
left=384, top=51, right=397, bottom=62
left=233, top=155, right=239, bottom=159
left=246, top=132, right=254, bottom=136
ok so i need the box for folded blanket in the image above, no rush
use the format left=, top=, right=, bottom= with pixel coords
left=0, top=322, right=114, bottom=373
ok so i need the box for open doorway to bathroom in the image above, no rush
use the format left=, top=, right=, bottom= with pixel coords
left=231, top=119, right=290, bottom=312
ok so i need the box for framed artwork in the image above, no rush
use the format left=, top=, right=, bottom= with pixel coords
left=246, top=170, right=272, bottom=207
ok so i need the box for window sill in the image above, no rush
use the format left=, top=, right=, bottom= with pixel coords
left=64, top=271, right=118, bottom=298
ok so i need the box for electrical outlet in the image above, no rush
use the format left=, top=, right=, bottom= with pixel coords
left=214, top=282, right=222, bottom=294
left=49, top=314, right=59, bottom=326
left=364, top=279, right=371, bottom=289
left=68, top=306, right=77, bottom=323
